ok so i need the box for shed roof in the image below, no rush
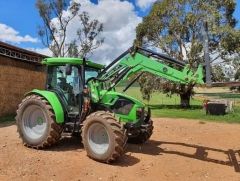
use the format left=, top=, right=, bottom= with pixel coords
left=0, top=41, right=48, bottom=65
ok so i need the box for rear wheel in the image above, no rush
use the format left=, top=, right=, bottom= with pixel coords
left=16, top=95, right=63, bottom=149
left=128, top=120, right=153, bottom=144
left=82, top=111, right=127, bottom=163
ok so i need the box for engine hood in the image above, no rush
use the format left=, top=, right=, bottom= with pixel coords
left=99, top=90, right=145, bottom=108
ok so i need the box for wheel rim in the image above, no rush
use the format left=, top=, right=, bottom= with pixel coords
left=87, top=123, right=110, bottom=155
left=22, top=105, right=47, bottom=140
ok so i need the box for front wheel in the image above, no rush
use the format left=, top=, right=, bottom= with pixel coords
left=81, top=111, right=127, bottom=163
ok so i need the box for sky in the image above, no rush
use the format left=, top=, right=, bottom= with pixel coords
left=0, top=0, right=239, bottom=63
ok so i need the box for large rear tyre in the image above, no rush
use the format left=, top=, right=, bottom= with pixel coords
left=128, top=119, right=153, bottom=144
left=82, top=111, right=127, bottom=163
left=16, top=95, right=63, bottom=149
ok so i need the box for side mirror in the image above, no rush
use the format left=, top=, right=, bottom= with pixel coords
left=65, top=64, right=72, bottom=75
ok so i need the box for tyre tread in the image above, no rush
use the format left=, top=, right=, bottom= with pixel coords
left=82, top=111, right=127, bottom=163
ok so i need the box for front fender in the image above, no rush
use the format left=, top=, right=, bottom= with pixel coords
left=26, top=89, right=64, bottom=123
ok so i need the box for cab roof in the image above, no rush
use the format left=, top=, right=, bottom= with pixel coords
left=42, top=57, right=104, bottom=69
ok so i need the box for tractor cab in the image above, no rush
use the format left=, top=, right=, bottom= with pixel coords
left=42, top=58, right=104, bottom=119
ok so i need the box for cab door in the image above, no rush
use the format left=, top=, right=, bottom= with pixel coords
left=47, top=65, right=83, bottom=117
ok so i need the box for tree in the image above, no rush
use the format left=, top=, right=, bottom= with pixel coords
left=235, top=69, right=240, bottom=80
left=36, top=0, right=103, bottom=57
left=135, top=0, right=240, bottom=107
left=211, top=65, right=229, bottom=82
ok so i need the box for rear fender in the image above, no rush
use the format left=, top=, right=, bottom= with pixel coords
left=25, top=89, right=64, bottom=124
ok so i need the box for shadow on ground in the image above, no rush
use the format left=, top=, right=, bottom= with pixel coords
left=47, top=136, right=83, bottom=152
left=127, top=140, right=240, bottom=172
left=45, top=136, right=240, bottom=171
left=47, top=135, right=141, bottom=167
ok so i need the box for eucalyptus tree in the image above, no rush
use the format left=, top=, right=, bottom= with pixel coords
left=135, top=0, right=239, bottom=107
left=36, top=0, right=103, bottom=57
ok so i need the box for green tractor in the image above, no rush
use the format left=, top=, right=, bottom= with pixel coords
left=16, top=47, right=204, bottom=163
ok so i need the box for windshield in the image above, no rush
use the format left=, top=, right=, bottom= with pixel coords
left=85, top=67, right=99, bottom=82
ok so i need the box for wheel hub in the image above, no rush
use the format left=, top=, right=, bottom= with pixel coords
left=87, top=123, right=109, bottom=155
left=22, top=105, right=47, bottom=140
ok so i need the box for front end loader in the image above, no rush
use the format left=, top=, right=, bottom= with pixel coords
left=16, top=46, right=204, bottom=163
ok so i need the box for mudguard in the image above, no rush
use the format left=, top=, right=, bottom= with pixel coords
left=25, top=89, right=64, bottom=123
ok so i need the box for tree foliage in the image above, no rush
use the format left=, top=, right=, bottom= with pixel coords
left=36, top=0, right=103, bottom=57
left=135, top=0, right=240, bottom=106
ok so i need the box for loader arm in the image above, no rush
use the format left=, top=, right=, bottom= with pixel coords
left=88, top=46, right=204, bottom=102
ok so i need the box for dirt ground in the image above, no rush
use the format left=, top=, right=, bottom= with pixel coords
left=1, top=118, right=240, bottom=181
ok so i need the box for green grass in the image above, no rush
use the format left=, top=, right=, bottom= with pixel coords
left=0, top=115, right=15, bottom=127
left=117, top=86, right=202, bottom=105
left=196, top=92, right=240, bottom=99
left=117, top=86, right=240, bottom=123
left=0, top=115, right=15, bottom=122
left=151, top=106, right=240, bottom=123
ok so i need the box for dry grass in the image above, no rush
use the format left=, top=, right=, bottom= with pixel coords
left=194, top=87, right=232, bottom=93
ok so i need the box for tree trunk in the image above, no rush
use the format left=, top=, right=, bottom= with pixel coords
left=179, top=85, right=193, bottom=108
left=180, top=92, right=191, bottom=108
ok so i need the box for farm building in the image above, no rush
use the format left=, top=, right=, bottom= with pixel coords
left=0, top=41, right=47, bottom=117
